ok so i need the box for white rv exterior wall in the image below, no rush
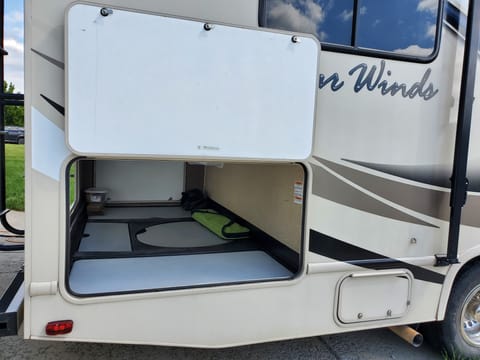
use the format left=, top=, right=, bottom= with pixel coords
left=23, top=0, right=480, bottom=347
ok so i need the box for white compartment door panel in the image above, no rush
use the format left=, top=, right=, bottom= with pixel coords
left=66, top=4, right=319, bottom=160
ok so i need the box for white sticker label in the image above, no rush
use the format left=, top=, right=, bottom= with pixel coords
left=32, top=107, right=71, bottom=181
left=294, top=181, right=304, bottom=205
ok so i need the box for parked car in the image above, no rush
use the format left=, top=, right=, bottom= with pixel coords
left=4, top=126, right=24, bottom=144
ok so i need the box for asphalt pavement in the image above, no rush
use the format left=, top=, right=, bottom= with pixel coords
left=0, top=211, right=443, bottom=359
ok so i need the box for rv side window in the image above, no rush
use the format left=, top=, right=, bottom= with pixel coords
left=260, top=0, right=441, bottom=60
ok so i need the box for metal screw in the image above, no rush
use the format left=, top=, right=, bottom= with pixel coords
left=357, top=313, right=363, bottom=319
left=204, top=23, right=214, bottom=31
left=100, top=8, right=113, bottom=17
left=410, top=237, right=417, bottom=244
left=387, top=309, right=392, bottom=317
left=291, top=35, right=301, bottom=43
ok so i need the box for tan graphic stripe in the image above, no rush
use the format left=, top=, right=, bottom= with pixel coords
left=315, top=157, right=480, bottom=228
left=310, top=163, right=437, bottom=228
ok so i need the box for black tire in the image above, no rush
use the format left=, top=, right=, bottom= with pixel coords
left=437, top=265, right=480, bottom=358
left=17, top=137, right=24, bottom=144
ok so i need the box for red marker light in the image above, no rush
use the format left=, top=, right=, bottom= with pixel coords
left=45, top=320, right=73, bottom=335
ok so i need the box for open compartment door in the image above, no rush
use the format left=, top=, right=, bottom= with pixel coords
left=66, top=4, right=319, bottom=160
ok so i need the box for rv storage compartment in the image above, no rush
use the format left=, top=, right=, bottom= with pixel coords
left=336, top=270, right=413, bottom=323
left=67, top=160, right=304, bottom=296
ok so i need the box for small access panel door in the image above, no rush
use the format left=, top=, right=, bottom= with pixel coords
left=66, top=4, right=319, bottom=161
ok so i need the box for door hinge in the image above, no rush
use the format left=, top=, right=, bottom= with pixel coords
left=29, top=281, right=58, bottom=297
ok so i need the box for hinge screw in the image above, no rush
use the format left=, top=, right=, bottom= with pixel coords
left=204, top=23, right=214, bottom=31
left=291, top=35, right=301, bottom=43
left=100, top=8, right=113, bottom=17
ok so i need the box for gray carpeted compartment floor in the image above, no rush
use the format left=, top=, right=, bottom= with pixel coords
left=137, top=221, right=233, bottom=248
left=79, top=206, right=233, bottom=251
left=69, top=251, right=293, bottom=294
left=72, top=206, right=293, bottom=294
left=79, top=223, right=132, bottom=252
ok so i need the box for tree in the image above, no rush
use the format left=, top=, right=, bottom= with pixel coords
left=3, top=81, right=24, bottom=127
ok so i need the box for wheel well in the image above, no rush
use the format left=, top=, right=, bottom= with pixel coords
left=435, top=256, right=480, bottom=322
left=452, top=257, right=480, bottom=288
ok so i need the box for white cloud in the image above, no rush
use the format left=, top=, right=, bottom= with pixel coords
left=6, top=26, right=23, bottom=41
left=394, top=44, right=433, bottom=56
left=268, top=0, right=326, bottom=40
left=4, top=38, right=24, bottom=93
left=306, top=1, right=324, bottom=23
left=4, top=10, right=24, bottom=92
left=5, top=11, right=23, bottom=24
left=417, top=0, right=438, bottom=13
left=359, top=6, right=367, bottom=15
left=5, top=11, right=23, bottom=43
left=426, top=23, right=436, bottom=39
left=4, top=39, right=23, bottom=53
left=340, top=9, right=353, bottom=22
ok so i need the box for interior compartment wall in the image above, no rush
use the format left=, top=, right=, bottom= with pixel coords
left=205, top=164, right=304, bottom=252
left=185, top=164, right=205, bottom=192
left=95, top=160, right=185, bottom=202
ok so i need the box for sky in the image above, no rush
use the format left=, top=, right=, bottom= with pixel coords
left=4, top=0, right=24, bottom=93
left=265, top=0, right=440, bottom=56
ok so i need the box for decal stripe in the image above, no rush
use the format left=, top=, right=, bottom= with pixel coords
left=40, top=94, right=65, bottom=116
left=309, top=229, right=445, bottom=284
left=311, top=162, right=437, bottom=227
left=318, top=157, right=480, bottom=228
left=31, top=48, right=65, bottom=69
left=316, top=157, right=450, bottom=221
left=342, top=158, right=452, bottom=189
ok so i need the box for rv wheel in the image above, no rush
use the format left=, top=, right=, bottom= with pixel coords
left=438, top=266, right=480, bottom=358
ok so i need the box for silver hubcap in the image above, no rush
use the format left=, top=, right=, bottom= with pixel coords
left=461, top=285, right=480, bottom=346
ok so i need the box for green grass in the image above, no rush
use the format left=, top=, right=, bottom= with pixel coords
left=441, top=349, right=477, bottom=360
left=5, top=144, right=24, bottom=211
left=5, top=145, right=76, bottom=211
left=69, top=164, right=76, bottom=206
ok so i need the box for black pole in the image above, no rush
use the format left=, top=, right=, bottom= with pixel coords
left=0, top=0, right=7, bottom=219
left=444, top=0, right=480, bottom=264
left=0, top=0, right=23, bottom=237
